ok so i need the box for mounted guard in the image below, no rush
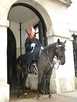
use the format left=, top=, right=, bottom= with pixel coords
left=24, top=26, right=43, bottom=74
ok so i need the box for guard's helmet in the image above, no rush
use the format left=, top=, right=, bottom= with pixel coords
left=27, top=26, right=36, bottom=35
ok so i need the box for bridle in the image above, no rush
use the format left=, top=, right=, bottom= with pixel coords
left=46, top=45, right=63, bottom=70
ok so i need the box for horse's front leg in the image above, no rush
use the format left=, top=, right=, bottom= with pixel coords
left=47, top=75, right=51, bottom=98
left=46, top=66, right=53, bottom=98
left=48, top=80, right=51, bottom=98
left=37, top=72, right=43, bottom=99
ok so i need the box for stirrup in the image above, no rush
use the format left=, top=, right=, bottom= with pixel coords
left=32, top=63, right=38, bottom=74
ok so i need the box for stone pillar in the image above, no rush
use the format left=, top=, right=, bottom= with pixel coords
left=0, top=19, right=9, bottom=102
left=49, top=35, right=75, bottom=94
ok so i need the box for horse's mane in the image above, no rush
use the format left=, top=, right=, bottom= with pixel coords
left=45, top=43, right=56, bottom=49
left=43, top=41, right=65, bottom=51
left=42, top=43, right=56, bottom=54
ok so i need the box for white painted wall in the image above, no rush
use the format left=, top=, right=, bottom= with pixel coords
left=36, top=0, right=70, bottom=38
left=66, top=0, right=77, bottom=33
left=0, top=20, right=9, bottom=102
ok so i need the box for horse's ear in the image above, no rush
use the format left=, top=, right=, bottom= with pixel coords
left=57, top=39, right=60, bottom=44
left=56, top=39, right=61, bottom=47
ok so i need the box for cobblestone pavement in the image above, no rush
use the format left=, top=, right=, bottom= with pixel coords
left=10, top=92, right=77, bottom=102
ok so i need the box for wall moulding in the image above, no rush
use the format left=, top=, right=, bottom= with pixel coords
left=0, top=19, right=9, bottom=27
left=57, top=0, right=72, bottom=6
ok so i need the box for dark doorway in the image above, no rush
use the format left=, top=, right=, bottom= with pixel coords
left=34, top=21, right=48, bottom=46
left=7, top=28, right=17, bottom=85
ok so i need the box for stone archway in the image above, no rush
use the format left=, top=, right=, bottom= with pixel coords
left=8, top=3, right=48, bottom=46
left=0, top=0, right=52, bottom=101
left=6, top=0, right=52, bottom=35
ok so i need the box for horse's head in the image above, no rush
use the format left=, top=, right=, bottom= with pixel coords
left=55, top=39, right=66, bottom=65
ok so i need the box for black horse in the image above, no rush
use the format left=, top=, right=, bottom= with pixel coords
left=37, top=39, right=66, bottom=97
left=16, top=39, right=66, bottom=97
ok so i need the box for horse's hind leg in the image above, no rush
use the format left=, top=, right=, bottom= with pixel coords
left=16, top=71, right=23, bottom=97
left=37, top=83, right=41, bottom=99
left=22, top=70, right=28, bottom=94
left=37, top=72, right=43, bottom=99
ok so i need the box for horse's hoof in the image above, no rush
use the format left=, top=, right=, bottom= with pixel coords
left=17, top=94, right=20, bottom=98
left=49, top=94, right=51, bottom=98
left=36, top=94, right=40, bottom=99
